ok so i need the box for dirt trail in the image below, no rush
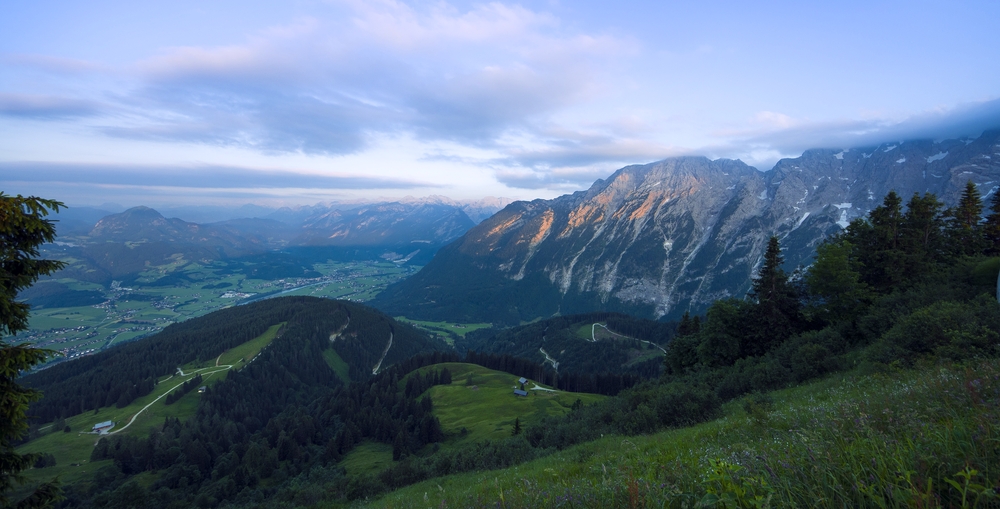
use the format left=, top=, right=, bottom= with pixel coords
left=109, top=364, right=232, bottom=435
left=371, top=332, right=393, bottom=375
left=591, top=323, right=666, bottom=353
left=539, top=347, right=559, bottom=371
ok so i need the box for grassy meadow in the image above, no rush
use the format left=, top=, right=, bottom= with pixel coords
left=339, top=363, right=607, bottom=477
left=395, top=319, right=493, bottom=346
left=364, top=359, right=1000, bottom=508
left=16, top=322, right=285, bottom=489
left=414, top=363, right=605, bottom=445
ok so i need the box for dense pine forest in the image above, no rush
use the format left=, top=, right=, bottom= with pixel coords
left=462, top=311, right=674, bottom=379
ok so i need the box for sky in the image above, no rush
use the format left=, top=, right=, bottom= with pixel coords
left=2, top=0, right=999, bottom=208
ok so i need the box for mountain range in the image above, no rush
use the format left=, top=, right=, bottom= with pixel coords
left=374, top=130, right=1000, bottom=324
left=45, top=197, right=512, bottom=282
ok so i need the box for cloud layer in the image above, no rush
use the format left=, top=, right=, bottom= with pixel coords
left=2, top=0, right=999, bottom=199
left=0, top=162, right=431, bottom=189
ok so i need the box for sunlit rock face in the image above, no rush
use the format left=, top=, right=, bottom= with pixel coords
left=375, top=131, right=1000, bottom=323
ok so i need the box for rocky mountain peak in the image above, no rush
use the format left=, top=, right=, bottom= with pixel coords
left=374, top=130, right=1000, bottom=325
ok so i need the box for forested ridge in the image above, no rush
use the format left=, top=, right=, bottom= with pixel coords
left=23, top=298, right=314, bottom=420
left=22, top=297, right=446, bottom=423
left=462, top=311, right=674, bottom=378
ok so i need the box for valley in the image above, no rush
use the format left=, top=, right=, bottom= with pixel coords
left=15, top=257, right=416, bottom=367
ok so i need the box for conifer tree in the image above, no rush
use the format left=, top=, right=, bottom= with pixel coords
left=846, top=191, right=906, bottom=292
left=947, top=181, right=984, bottom=256
left=676, top=311, right=701, bottom=337
left=984, top=191, right=1000, bottom=256
left=511, top=417, right=522, bottom=436
left=392, top=430, right=405, bottom=461
left=1, top=193, right=65, bottom=508
left=901, top=192, right=947, bottom=277
left=805, top=238, right=870, bottom=324
left=745, top=236, right=801, bottom=355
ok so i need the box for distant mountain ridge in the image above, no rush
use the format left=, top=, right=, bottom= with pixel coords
left=373, top=130, right=1000, bottom=324
left=297, top=202, right=474, bottom=246
left=47, top=197, right=512, bottom=281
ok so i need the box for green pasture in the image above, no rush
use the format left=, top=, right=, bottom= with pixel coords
left=340, top=442, right=395, bottom=477
left=624, top=347, right=664, bottom=366
left=395, top=317, right=492, bottom=340
left=408, top=363, right=605, bottom=446
left=322, top=348, right=351, bottom=383
left=367, top=359, right=1000, bottom=508
left=573, top=322, right=623, bottom=341
left=16, top=321, right=287, bottom=487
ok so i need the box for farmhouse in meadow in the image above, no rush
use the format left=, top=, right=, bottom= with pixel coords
left=92, top=421, right=113, bottom=434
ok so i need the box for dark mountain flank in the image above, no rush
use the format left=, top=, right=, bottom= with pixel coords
left=374, top=131, right=1000, bottom=324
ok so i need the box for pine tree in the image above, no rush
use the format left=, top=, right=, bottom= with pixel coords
left=846, top=191, right=906, bottom=292
left=511, top=417, right=522, bottom=436
left=984, top=191, right=1000, bottom=256
left=805, top=238, right=870, bottom=324
left=1, top=193, right=65, bottom=508
left=746, top=236, right=801, bottom=354
left=947, top=181, right=984, bottom=256
left=392, top=430, right=406, bottom=461
left=901, top=192, right=946, bottom=277
left=677, top=311, right=701, bottom=337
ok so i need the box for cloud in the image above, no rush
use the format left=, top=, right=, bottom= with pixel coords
left=706, top=97, right=1000, bottom=170
left=494, top=166, right=611, bottom=190
left=95, top=2, right=631, bottom=155
left=2, top=54, right=106, bottom=74
left=0, top=162, right=433, bottom=190
left=0, top=93, right=102, bottom=119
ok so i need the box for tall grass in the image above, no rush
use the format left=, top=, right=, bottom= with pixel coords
left=364, top=359, right=1000, bottom=508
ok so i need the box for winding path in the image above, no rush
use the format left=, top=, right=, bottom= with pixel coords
left=109, top=363, right=232, bottom=434
left=539, top=347, right=559, bottom=371
left=591, top=323, right=667, bottom=353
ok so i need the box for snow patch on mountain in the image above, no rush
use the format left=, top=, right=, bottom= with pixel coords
left=926, top=152, right=948, bottom=163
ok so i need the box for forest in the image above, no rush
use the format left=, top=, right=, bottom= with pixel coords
left=462, top=311, right=674, bottom=378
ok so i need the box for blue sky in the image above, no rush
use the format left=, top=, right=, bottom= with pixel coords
left=2, top=0, right=999, bottom=207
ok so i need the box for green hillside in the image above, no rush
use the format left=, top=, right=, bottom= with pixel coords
left=14, top=322, right=286, bottom=488
left=462, top=312, right=673, bottom=379
left=366, top=358, right=1000, bottom=508
left=340, top=363, right=605, bottom=478
left=412, top=363, right=604, bottom=444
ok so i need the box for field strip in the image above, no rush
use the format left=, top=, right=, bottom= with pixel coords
left=592, top=323, right=666, bottom=353
left=110, top=364, right=233, bottom=434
